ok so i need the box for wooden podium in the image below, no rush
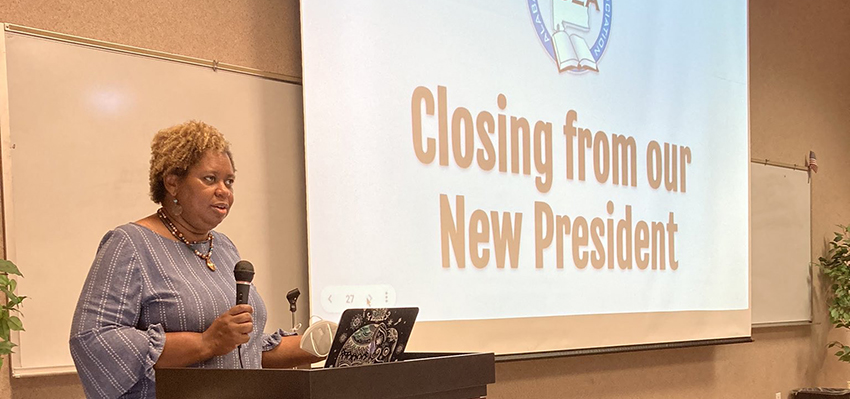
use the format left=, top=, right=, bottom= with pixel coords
left=156, top=352, right=495, bottom=399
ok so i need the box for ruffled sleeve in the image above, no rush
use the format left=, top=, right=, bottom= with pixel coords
left=69, top=228, right=164, bottom=398
left=261, top=328, right=298, bottom=352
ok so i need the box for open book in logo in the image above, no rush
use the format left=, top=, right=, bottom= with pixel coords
left=552, top=30, right=597, bottom=72
left=527, top=0, right=613, bottom=74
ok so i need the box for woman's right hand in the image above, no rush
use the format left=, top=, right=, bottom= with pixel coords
left=202, top=304, right=254, bottom=357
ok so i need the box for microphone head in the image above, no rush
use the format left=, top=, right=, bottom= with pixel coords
left=234, top=260, right=255, bottom=283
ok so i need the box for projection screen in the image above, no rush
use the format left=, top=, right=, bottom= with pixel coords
left=301, top=0, right=750, bottom=355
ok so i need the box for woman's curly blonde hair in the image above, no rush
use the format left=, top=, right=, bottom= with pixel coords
left=149, top=121, right=233, bottom=204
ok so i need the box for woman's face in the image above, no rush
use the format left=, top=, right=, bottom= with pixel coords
left=171, top=151, right=235, bottom=233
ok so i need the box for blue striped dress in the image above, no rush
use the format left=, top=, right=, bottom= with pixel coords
left=69, top=223, right=284, bottom=399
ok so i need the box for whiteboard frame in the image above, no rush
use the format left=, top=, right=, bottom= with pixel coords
left=749, top=159, right=813, bottom=328
left=0, top=23, right=303, bottom=378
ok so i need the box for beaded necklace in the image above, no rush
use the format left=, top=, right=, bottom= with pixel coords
left=157, top=208, right=216, bottom=271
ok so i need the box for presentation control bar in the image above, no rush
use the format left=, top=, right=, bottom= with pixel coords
left=319, top=284, right=397, bottom=313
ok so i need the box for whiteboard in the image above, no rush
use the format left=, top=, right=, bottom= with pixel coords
left=0, top=32, right=308, bottom=376
left=750, top=162, right=812, bottom=326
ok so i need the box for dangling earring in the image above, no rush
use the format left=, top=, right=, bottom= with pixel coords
left=172, top=198, right=183, bottom=216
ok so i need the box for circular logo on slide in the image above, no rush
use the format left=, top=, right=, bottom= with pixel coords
left=527, top=0, right=612, bottom=74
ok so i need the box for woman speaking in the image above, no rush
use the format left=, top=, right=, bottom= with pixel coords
left=69, top=121, right=320, bottom=398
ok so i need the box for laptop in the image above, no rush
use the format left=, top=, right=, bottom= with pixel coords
left=323, top=307, right=419, bottom=368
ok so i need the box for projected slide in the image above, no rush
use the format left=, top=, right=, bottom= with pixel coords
left=302, top=0, right=749, bottom=354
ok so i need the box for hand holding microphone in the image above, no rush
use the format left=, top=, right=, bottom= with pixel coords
left=202, top=304, right=254, bottom=357
left=201, top=260, right=255, bottom=358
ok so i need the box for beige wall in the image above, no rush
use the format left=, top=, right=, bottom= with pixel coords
left=1, top=0, right=849, bottom=398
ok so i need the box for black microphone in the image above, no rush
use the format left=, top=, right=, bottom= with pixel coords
left=234, top=260, right=255, bottom=305
left=233, top=260, right=254, bottom=368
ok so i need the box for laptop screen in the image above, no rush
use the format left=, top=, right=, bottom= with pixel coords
left=324, top=307, right=419, bottom=368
